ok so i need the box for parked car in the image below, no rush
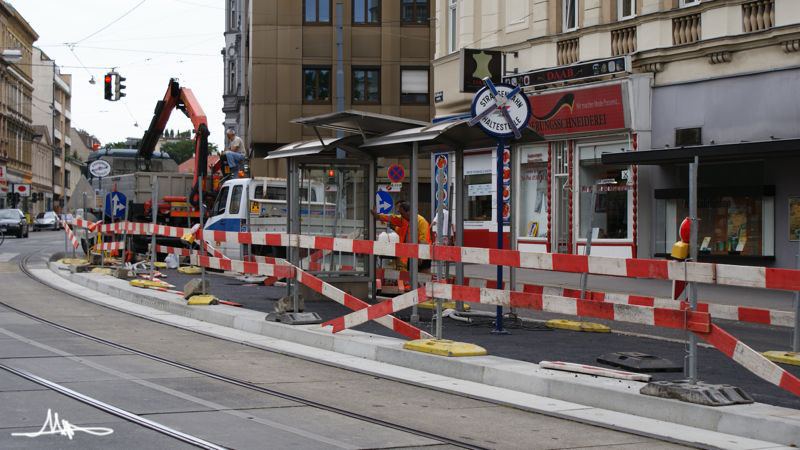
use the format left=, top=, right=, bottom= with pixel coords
left=0, top=209, right=29, bottom=238
left=34, top=211, right=60, bottom=231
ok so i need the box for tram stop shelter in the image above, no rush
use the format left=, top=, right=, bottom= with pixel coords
left=267, top=110, right=544, bottom=305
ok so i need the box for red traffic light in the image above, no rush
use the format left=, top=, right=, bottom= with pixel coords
left=104, top=75, right=112, bottom=83
left=327, top=169, right=335, bottom=177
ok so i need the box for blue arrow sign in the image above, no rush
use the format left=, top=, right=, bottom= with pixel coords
left=376, top=191, right=394, bottom=214
left=104, top=192, right=127, bottom=219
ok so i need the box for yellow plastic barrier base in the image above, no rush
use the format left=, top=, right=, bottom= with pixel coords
left=130, top=279, right=171, bottom=289
left=403, top=339, right=487, bottom=357
left=178, top=266, right=202, bottom=274
left=546, top=319, right=611, bottom=333
left=90, top=268, right=112, bottom=275
left=59, top=258, right=89, bottom=265
left=187, top=294, right=218, bottom=305
left=763, top=351, right=800, bottom=366
left=417, top=300, right=471, bottom=311
left=154, top=262, right=167, bottom=269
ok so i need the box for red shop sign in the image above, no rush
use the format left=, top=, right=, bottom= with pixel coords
left=527, top=84, right=628, bottom=137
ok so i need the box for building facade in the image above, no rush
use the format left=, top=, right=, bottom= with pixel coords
left=433, top=0, right=800, bottom=266
left=32, top=47, right=72, bottom=211
left=31, top=125, right=53, bottom=214
left=223, top=0, right=249, bottom=151
left=0, top=2, right=37, bottom=212
left=246, top=0, right=436, bottom=178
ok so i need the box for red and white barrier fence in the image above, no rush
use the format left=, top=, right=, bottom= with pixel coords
left=190, top=254, right=294, bottom=279
left=95, top=241, right=125, bottom=251
left=62, top=220, right=80, bottom=249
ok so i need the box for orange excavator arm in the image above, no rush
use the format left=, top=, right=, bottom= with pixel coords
left=137, top=78, right=211, bottom=206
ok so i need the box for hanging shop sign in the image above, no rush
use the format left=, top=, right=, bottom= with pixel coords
left=527, top=83, right=629, bottom=137
left=460, top=48, right=503, bottom=93
left=503, top=56, right=630, bottom=89
left=89, top=159, right=112, bottom=178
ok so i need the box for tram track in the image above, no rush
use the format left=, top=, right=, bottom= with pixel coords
left=5, top=250, right=489, bottom=450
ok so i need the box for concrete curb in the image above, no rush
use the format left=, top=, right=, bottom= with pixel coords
left=47, top=261, right=800, bottom=447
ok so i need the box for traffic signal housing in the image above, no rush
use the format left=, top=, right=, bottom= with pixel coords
left=104, top=73, right=113, bottom=100
left=115, top=74, right=126, bottom=100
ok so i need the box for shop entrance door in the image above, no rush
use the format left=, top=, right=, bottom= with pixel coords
left=551, top=142, right=571, bottom=253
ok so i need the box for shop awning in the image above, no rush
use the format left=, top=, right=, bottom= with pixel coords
left=602, top=138, right=800, bottom=165
left=291, top=110, right=429, bottom=136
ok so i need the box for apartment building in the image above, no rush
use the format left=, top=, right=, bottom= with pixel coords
left=32, top=47, right=73, bottom=211
left=0, top=1, right=36, bottom=212
left=246, top=0, right=435, bottom=177
left=433, top=0, right=800, bottom=267
left=223, top=0, right=248, bottom=149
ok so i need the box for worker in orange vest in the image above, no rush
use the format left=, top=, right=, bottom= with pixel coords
left=371, top=200, right=431, bottom=271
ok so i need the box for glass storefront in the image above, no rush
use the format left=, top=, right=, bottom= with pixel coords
left=518, top=154, right=548, bottom=238
left=655, top=187, right=775, bottom=257
left=577, top=142, right=633, bottom=241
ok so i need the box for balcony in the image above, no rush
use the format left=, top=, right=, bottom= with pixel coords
left=611, top=26, right=637, bottom=56
left=53, top=128, right=62, bottom=141
left=673, top=13, right=701, bottom=45
left=742, top=0, right=774, bottom=33
left=557, top=38, right=580, bottom=65
left=54, top=101, right=63, bottom=114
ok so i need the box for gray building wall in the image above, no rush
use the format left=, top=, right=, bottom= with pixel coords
left=222, top=0, right=248, bottom=150
left=644, top=68, right=800, bottom=268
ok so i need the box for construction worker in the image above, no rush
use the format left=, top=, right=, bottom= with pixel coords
left=225, top=128, right=246, bottom=177
left=371, top=200, right=431, bottom=271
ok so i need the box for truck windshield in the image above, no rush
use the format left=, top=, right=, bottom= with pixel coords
left=212, top=186, right=229, bottom=216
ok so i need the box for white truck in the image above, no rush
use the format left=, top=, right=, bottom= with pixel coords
left=205, top=177, right=365, bottom=265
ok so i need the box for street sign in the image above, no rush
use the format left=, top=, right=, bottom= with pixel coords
left=376, top=191, right=394, bottom=214
left=89, top=159, right=112, bottom=178
left=104, top=191, right=127, bottom=219
left=469, top=79, right=531, bottom=140
left=13, top=184, right=30, bottom=197
left=387, top=164, right=405, bottom=183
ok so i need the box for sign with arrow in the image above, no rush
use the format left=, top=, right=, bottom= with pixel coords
left=375, top=191, right=394, bottom=214
left=104, top=191, right=127, bottom=219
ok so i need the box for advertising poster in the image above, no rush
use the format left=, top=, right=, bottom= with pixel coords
left=790, top=197, right=800, bottom=241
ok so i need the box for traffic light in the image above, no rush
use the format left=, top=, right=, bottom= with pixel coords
left=115, top=74, right=126, bottom=100
left=104, top=73, right=113, bottom=100
left=327, top=168, right=336, bottom=182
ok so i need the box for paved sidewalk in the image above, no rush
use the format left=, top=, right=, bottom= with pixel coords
left=157, top=267, right=800, bottom=409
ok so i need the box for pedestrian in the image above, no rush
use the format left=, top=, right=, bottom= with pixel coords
left=225, top=128, right=246, bottom=177
left=371, top=200, right=431, bottom=271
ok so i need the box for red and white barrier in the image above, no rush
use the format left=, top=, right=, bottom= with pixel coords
left=700, top=324, right=800, bottom=397
left=457, top=279, right=795, bottom=328
left=62, top=220, right=80, bottom=249
left=190, top=254, right=295, bottom=279
left=95, top=241, right=125, bottom=251
left=321, top=287, right=427, bottom=334
left=155, top=245, right=195, bottom=257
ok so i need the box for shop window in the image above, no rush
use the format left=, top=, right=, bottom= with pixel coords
left=465, top=174, right=492, bottom=221
left=519, top=158, right=548, bottom=239
left=353, top=0, right=380, bottom=24
left=655, top=186, right=775, bottom=258
left=400, top=68, right=429, bottom=104
left=579, top=165, right=632, bottom=240
left=352, top=67, right=380, bottom=104
left=401, top=0, right=429, bottom=24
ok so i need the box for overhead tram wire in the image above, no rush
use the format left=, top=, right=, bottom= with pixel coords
left=70, top=0, right=149, bottom=45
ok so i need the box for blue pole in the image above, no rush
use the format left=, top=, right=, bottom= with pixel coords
left=493, top=139, right=508, bottom=335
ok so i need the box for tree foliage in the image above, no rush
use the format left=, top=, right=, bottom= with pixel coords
left=161, top=140, right=219, bottom=165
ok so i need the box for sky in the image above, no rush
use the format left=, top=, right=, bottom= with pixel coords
left=10, top=0, right=226, bottom=149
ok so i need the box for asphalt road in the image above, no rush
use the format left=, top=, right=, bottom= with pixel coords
left=0, top=231, right=684, bottom=449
